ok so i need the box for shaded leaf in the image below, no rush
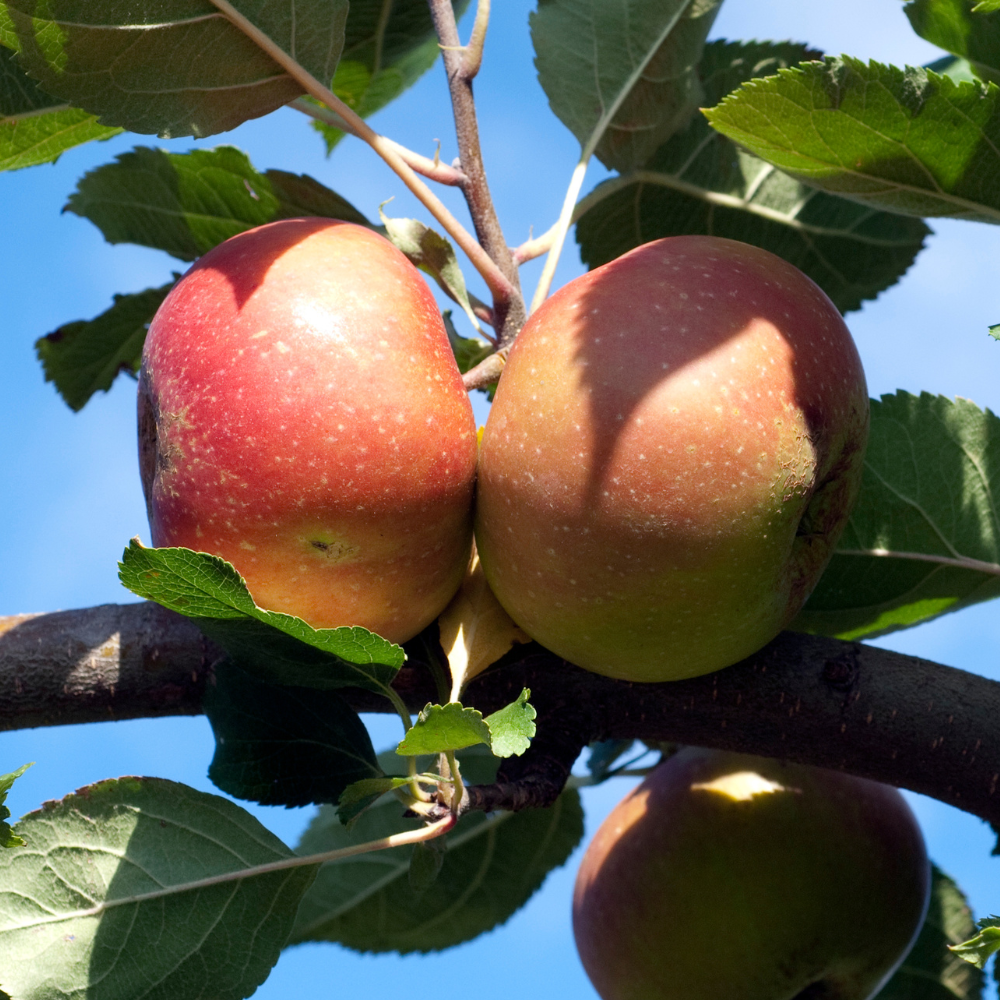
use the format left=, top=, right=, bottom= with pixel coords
left=905, top=0, right=1000, bottom=83
left=408, top=839, right=445, bottom=894
left=705, top=57, right=1000, bottom=223
left=531, top=0, right=722, bottom=170
left=337, top=776, right=412, bottom=827
left=36, top=281, right=175, bottom=411
left=576, top=40, right=931, bottom=314
left=119, top=539, right=404, bottom=696
left=289, top=788, right=584, bottom=953
left=0, top=45, right=121, bottom=171
left=794, top=393, right=1000, bottom=639
left=66, top=145, right=371, bottom=262
left=443, top=310, right=494, bottom=399
left=0, top=764, right=31, bottom=849
left=204, top=659, right=380, bottom=808
left=0, top=777, right=316, bottom=999
left=877, top=865, right=983, bottom=997
left=0, top=0, right=348, bottom=138
left=586, top=739, right=636, bottom=782
left=484, top=689, right=537, bottom=759
left=309, top=0, right=469, bottom=152
left=396, top=701, right=492, bottom=756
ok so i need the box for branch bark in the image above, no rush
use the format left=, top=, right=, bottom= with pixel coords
left=3, top=603, right=1000, bottom=842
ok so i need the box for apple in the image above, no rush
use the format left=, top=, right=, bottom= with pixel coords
left=573, top=748, right=930, bottom=1000
left=475, top=235, right=868, bottom=681
left=138, top=217, right=478, bottom=643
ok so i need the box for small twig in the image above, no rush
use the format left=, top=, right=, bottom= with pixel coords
left=462, top=349, right=507, bottom=391
left=512, top=225, right=557, bottom=265
left=208, top=0, right=514, bottom=305
left=289, top=98, right=469, bottom=187
left=461, top=0, right=491, bottom=79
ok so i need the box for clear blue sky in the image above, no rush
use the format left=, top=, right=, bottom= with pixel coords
left=2, top=1, right=1000, bottom=996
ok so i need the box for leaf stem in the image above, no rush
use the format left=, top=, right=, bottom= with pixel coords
left=207, top=0, right=513, bottom=305
left=445, top=749, right=465, bottom=814
left=462, top=0, right=491, bottom=78
left=387, top=687, right=414, bottom=734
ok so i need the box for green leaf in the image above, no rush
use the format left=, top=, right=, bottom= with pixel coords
left=950, top=921, right=1000, bottom=969
left=444, top=310, right=492, bottom=374
left=586, top=739, right=636, bottom=781
left=309, top=0, right=469, bottom=153
left=289, top=788, right=584, bottom=953
left=0, top=0, right=348, bottom=138
left=926, top=53, right=982, bottom=85
left=396, top=701, right=492, bottom=756
left=974, top=0, right=1000, bottom=11
left=794, top=393, right=1000, bottom=640
left=380, top=209, right=481, bottom=329
left=0, top=777, right=317, bottom=998
left=905, top=0, right=1000, bottom=83
left=0, top=764, right=31, bottom=849
left=36, top=281, right=175, bottom=412
left=990, top=322, right=1000, bottom=340
left=576, top=41, right=931, bottom=314
left=337, top=776, right=412, bottom=826
left=408, top=838, right=446, bottom=894
left=705, top=57, right=1000, bottom=223
left=66, top=145, right=372, bottom=262
left=876, top=865, right=983, bottom=998
left=204, top=659, right=380, bottom=808
left=484, top=688, right=537, bottom=758
left=118, top=539, right=404, bottom=696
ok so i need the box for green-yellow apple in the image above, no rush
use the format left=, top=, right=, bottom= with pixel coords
left=573, top=748, right=930, bottom=1000
left=139, top=217, right=478, bottom=643
left=475, top=236, right=868, bottom=681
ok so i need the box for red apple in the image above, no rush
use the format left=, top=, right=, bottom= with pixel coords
left=573, top=748, right=930, bottom=1000
left=475, top=236, right=868, bottom=681
left=138, top=218, right=477, bottom=643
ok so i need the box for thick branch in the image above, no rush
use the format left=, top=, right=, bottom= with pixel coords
left=4, top=604, right=1000, bottom=839
left=427, top=0, right=526, bottom=347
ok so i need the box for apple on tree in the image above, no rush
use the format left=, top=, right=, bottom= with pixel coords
left=476, top=235, right=869, bottom=682
left=573, top=747, right=931, bottom=1000
left=138, top=217, right=478, bottom=643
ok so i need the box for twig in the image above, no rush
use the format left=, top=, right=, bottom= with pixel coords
left=462, top=349, right=506, bottom=391
left=288, top=98, right=469, bottom=187
left=462, top=0, right=491, bottom=78
left=427, top=0, right=526, bottom=348
left=530, top=158, right=589, bottom=312
left=207, top=0, right=514, bottom=305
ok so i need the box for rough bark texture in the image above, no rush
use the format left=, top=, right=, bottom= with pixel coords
left=3, top=603, right=999, bottom=840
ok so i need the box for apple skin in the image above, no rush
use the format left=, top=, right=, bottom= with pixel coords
left=573, top=748, right=930, bottom=1000
left=475, top=236, right=868, bottom=681
left=139, top=217, right=478, bottom=643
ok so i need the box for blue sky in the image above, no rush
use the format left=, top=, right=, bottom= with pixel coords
left=3, top=1, right=1000, bottom=996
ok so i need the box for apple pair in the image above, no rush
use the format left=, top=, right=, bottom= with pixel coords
left=140, top=219, right=867, bottom=678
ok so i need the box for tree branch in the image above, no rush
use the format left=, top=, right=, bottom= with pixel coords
left=4, top=604, right=1000, bottom=842
left=427, top=0, right=526, bottom=348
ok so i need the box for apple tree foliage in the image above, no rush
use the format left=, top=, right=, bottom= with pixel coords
left=2, top=0, right=1000, bottom=996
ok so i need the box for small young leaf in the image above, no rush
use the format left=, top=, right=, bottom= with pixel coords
left=204, top=659, right=380, bottom=808
left=396, top=702, right=492, bottom=756
left=66, top=146, right=372, bottom=262
left=380, top=209, right=480, bottom=329
left=337, top=776, right=413, bottom=826
left=705, top=58, right=1000, bottom=223
left=0, top=763, right=31, bottom=849
left=974, top=0, right=1000, bottom=11
left=877, top=864, right=983, bottom=998
left=119, top=539, right=404, bottom=696
left=989, top=322, right=1000, bottom=340
left=290, top=788, right=584, bottom=952
left=531, top=0, right=722, bottom=171
left=36, top=281, right=175, bottom=411
left=0, top=0, right=349, bottom=138
left=485, top=689, right=537, bottom=759
left=0, top=777, right=317, bottom=999
left=794, top=393, right=1000, bottom=639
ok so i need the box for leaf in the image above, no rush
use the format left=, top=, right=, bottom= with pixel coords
left=0, top=777, right=317, bottom=999
left=337, top=776, right=412, bottom=827
left=0, top=0, right=348, bottom=138
left=379, top=209, right=480, bottom=328
left=575, top=40, right=931, bottom=314
left=119, top=539, right=404, bottom=696
left=0, top=764, right=31, bottom=849
left=484, top=689, right=537, bottom=759
left=396, top=702, right=492, bottom=756
left=309, top=0, right=469, bottom=152
left=437, top=543, right=530, bottom=696
left=905, top=0, right=1000, bottom=83
left=289, top=788, right=584, bottom=953
left=975, top=0, right=1000, bottom=11
left=705, top=57, right=1000, bottom=223
left=408, top=839, right=446, bottom=894
left=203, top=659, right=380, bottom=808
left=531, top=0, right=722, bottom=170
left=0, top=46, right=120, bottom=170
left=586, top=739, right=637, bottom=781
left=876, top=864, right=983, bottom=998
left=66, top=146, right=372, bottom=262
left=990, top=322, right=1000, bottom=340
left=793, top=393, right=1000, bottom=640
left=35, top=281, right=175, bottom=412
